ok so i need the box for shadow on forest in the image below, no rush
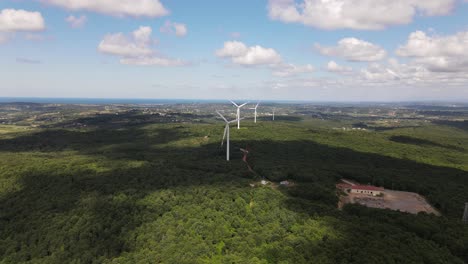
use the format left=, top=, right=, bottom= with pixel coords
left=433, top=120, right=468, bottom=133
left=0, top=115, right=467, bottom=262
left=389, top=135, right=465, bottom=151
left=371, top=125, right=421, bottom=131
left=257, top=116, right=303, bottom=122
left=45, top=111, right=214, bottom=130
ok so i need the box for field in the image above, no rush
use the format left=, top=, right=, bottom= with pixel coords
left=0, top=102, right=467, bottom=263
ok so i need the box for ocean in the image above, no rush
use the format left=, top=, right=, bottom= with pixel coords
left=0, top=97, right=228, bottom=105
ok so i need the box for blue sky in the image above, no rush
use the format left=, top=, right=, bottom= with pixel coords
left=1, top=0, right=468, bottom=101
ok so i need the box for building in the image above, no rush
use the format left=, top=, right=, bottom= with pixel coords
left=280, top=180, right=290, bottom=186
left=336, top=183, right=352, bottom=191
left=351, top=185, right=384, bottom=196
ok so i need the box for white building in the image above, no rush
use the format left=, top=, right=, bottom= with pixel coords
left=351, top=185, right=384, bottom=196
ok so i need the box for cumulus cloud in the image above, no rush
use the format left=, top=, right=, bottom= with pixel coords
left=356, top=58, right=468, bottom=88
left=98, top=26, right=153, bottom=57
left=160, top=20, right=187, bottom=37
left=316, top=38, right=387, bottom=62
left=0, top=9, right=45, bottom=32
left=268, top=0, right=456, bottom=30
left=216, top=41, right=313, bottom=77
left=326, top=61, right=353, bottom=73
left=41, top=0, right=169, bottom=17
left=66, top=15, right=87, bottom=28
left=98, top=26, right=187, bottom=67
left=216, top=41, right=248, bottom=58
left=216, top=41, right=281, bottom=65
left=268, top=57, right=468, bottom=100
left=360, top=62, right=401, bottom=82
left=396, top=30, right=468, bottom=72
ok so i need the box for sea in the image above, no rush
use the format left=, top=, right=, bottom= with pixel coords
left=0, top=97, right=309, bottom=105
left=0, top=98, right=228, bottom=105
left=0, top=97, right=466, bottom=106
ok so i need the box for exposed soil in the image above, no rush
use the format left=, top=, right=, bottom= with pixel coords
left=337, top=184, right=440, bottom=216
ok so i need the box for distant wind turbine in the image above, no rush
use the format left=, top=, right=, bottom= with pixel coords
left=230, top=100, right=249, bottom=129
left=250, top=102, right=260, bottom=123
left=272, top=107, right=275, bottom=121
left=216, top=111, right=237, bottom=161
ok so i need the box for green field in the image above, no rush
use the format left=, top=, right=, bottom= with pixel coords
left=0, top=111, right=467, bottom=263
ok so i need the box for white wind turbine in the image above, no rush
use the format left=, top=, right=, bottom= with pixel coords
left=216, top=111, right=238, bottom=161
left=230, top=100, right=249, bottom=129
left=250, top=102, right=260, bottom=123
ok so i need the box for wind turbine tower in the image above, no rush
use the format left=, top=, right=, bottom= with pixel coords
left=216, top=111, right=237, bottom=161
left=272, top=107, right=275, bottom=121
left=230, top=100, right=249, bottom=129
left=250, top=102, right=260, bottom=123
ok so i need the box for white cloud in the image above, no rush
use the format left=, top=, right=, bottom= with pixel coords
left=360, top=62, right=401, bottom=82
left=316, top=38, right=386, bottom=62
left=66, top=15, right=87, bottom=28
left=216, top=41, right=313, bottom=77
left=98, top=26, right=187, bottom=67
left=216, top=41, right=248, bottom=58
left=216, top=41, right=281, bottom=65
left=132, top=26, right=152, bottom=44
left=272, top=63, right=314, bottom=77
left=41, top=0, right=169, bottom=17
left=326, top=61, right=352, bottom=73
left=266, top=57, right=468, bottom=100
left=173, top=24, right=187, bottom=37
left=160, top=20, right=187, bottom=37
left=268, top=0, right=456, bottom=30
left=396, top=30, right=468, bottom=72
left=356, top=58, right=468, bottom=88
left=98, top=26, right=153, bottom=57
left=0, top=9, right=45, bottom=32
left=232, top=46, right=282, bottom=65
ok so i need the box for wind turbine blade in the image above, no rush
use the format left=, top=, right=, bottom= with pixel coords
left=255, top=102, right=260, bottom=108
left=239, top=102, right=249, bottom=108
left=229, top=100, right=239, bottom=107
left=221, top=125, right=228, bottom=146
left=216, top=111, right=228, bottom=123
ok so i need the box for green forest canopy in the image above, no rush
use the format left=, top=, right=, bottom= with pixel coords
left=0, top=113, right=467, bottom=263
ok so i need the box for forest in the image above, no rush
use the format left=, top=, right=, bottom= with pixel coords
left=0, top=104, right=467, bottom=263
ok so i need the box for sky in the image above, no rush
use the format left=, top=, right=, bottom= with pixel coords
left=1, top=0, right=468, bottom=101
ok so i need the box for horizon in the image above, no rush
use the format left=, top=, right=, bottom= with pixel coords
left=1, top=96, right=468, bottom=106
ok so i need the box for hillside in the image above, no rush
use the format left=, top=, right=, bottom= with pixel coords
left=0, top=107, right=467, bottom=263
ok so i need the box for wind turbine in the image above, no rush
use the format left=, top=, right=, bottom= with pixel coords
left=216, top=111, right=237, bottom=161
left=272, top=107, right=275, bottom=121
left=250, top=102, right=260, bottom=123
left=230, top=100, right=249, bottom=129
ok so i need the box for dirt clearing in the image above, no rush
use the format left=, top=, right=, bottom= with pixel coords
left=338, top=184, right=440, bottom=216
